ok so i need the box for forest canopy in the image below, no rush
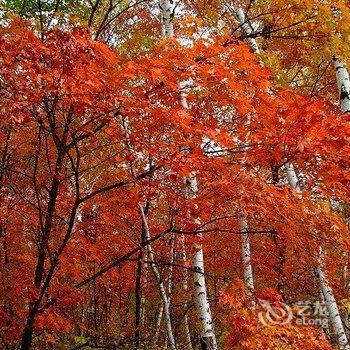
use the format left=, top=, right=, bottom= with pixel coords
left=0, top=1, right=350, bottom=349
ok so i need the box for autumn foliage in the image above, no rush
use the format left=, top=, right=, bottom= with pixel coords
left=0, top=1, right=350, bottom=349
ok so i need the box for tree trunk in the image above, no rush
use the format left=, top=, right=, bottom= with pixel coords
left=240, top=215, right=255, bottom=304
left=192, top=241, right=217, bottom=350
left=153, top=304, right=164, bottom=347
left=233, top=6, right=260, bottom=54
left=233, top=12, right=260, bottom=301
left=159, top=0, right=174, bottom=38
left=315, top=259, right=350, bottom=349
left=158, top=1, right=217, bottom=345
left=180, top=234, right=193, bottom=350
left=285, top=163, right=300, bottom=191
left=20, top=128, right=69, bottom=350
left=186, top=173, right=217, bottom=350
left=139, top=204, right=177, bottom=350
left=187, top=177, right=216, bottom=347
left=286, top=164, right=349, bottom=349
left=334, top=56, right=350, bottom=113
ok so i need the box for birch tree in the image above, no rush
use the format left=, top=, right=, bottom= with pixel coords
left=159, top=2, right=217, bottom=348
left=139, top=204, right=177, bottom=350
left=334, top=56, right=350, bottom=113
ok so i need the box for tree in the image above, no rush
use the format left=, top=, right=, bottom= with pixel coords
left=0, top=1, right=350, bottom=349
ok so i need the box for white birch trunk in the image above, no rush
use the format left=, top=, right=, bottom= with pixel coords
left=180, top=234, right=193, bottom=350
left=286, top=165, right=349, bottom=349
left=159, top=1, right=216, bottom=347
left=139, top=205, right=177, bottom=350
left=283, top=58, right=350, bottom=346
left=285, top=163, right=301, bottom=192
left=153, top=239, right=176, bottom=350
left=233, top=13, right=259, bottom=300
left=240, top=215, right=255, bottom=304
left=163, top=234, right=176, bottom=349
left=159, top=0, right=174, bottom=38
left=168, top=233, right=176, bottom=298
left=187, top=176, right=217, bottom=350
left=234, top=11, right=350, bottom=347
left=334, top=56, right=350, bottom=113
left=153, top=304, right=164, bottom=347
left=315, top=257, right=350, bottom=349
left=233, top=7, right=260, bottom=54
left=193, top=240, right=217, bottom=350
